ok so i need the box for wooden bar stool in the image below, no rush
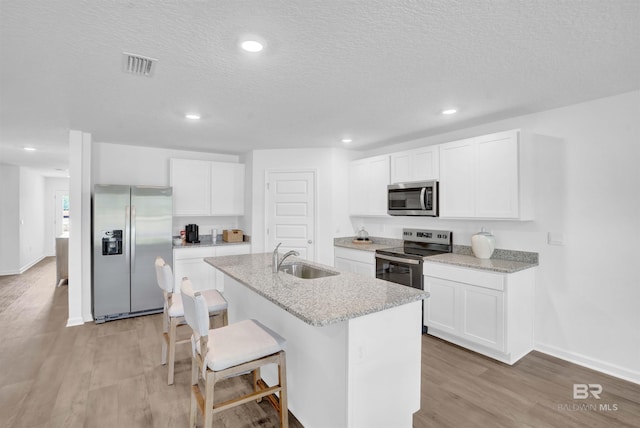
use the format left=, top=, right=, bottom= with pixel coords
left=154, top=257, right=228, bottom=385
left=180, top=278, right=288, bottom=428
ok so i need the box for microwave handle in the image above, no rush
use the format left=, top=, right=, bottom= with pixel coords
left=420, top=187, right=427, bottom=210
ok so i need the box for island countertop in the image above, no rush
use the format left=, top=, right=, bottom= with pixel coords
left=204, top=253, right=429, bottom=327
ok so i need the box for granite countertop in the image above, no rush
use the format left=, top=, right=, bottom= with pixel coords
left=334, top=236, right=538, bottom=274
left=424, top=253, right=537, bottom=274
left=333, top=236, right=402, bottom=252
left=173, top=234, right=251, bottom=249
left=204, top=253, right=428, bottom=327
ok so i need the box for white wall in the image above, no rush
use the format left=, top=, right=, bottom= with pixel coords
left=92, top=142, right=239, bottom=186
left=44, top=177, right=70, bottom=255
left=355, top=90, right=640, bottom=383
left=249, top=148, right=353, bottom=266
left=0, top=164, right=20, bottom=274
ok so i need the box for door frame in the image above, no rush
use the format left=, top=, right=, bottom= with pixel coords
left=264, top=169, right=318, bottom=260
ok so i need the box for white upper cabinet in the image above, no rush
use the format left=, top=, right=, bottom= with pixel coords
left=439, top=138, right=476, bottom=217
left=170, top=159, right=245, bottom=216
left=439, top=129, right=531, bottom=220
left=211, top=162, right=244, bottom=215
left=349, top=155, right=390, bottom=216
left=170, top=159, right=211, bottom=216
left=390, top=145, right=439, bottom=183
left=475, top=131, right=519, bottom=218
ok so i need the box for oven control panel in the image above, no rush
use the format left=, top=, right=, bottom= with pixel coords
left=403, top=228, right=452, bottom=245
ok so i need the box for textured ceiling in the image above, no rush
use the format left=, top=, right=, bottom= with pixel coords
left=1, top=0, right=639, bottom=176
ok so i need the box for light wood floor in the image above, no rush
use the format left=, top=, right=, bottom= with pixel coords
left=1, top=257, right=638, bottom=427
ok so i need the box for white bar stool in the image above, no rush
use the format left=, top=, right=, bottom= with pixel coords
left=181, top=277, right=288, bottom=428
left=154, top=256, right=228, bottom=385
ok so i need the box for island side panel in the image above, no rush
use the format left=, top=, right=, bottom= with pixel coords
left=223, top=274, right=349, bottom=428
left=347, top=301, right=422, bottom=428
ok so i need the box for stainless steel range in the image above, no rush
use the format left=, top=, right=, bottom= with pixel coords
left=375, top=228, right=453, bottom=333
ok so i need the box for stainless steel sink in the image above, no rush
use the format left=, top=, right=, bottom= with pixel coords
left=279, top=262, right=339, bottom=279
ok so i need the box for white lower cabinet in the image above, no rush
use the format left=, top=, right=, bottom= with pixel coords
left=173, top=244, right=251, bottom=292
left=424, top=261, right=534, bottom=365
left=334, top=246, right=376, bottom=277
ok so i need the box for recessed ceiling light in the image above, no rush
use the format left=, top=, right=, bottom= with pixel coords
left=241, top=40, right=264, bottom=53
left=341, top=138, right=353, bottom=144
left=185, top=113, right=201, bottom=120
left=442, top=109, right=457, bottom=115
left=24, top=147, right=36, bottom=151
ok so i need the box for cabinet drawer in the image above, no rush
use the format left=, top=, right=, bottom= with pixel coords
left=334, top=246, right=376, bottom=265
left=174, top=246, right=215, bottom=261
left=424, top=262, right=504, bottom=291
left=215, top=244, right=250, bottom=256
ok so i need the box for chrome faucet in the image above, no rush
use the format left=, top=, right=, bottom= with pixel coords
left=272, top=242, right=300, bottom=273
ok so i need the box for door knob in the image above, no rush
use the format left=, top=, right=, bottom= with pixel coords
left=308, top=240, right=313, bottom=244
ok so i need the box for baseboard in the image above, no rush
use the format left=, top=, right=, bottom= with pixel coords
left=0, top=255, right=47, bottom=276
left=19, top=255, right=46, bottom=274
left=66, top=316, right=85, bottom=327
left=535, top=342, right=640, bottom=385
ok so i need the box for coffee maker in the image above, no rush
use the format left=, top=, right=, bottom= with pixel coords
left=185, top=224, right=199, bottom=243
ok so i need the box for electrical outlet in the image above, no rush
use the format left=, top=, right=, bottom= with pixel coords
left=547, top=232, right=565, bottom=246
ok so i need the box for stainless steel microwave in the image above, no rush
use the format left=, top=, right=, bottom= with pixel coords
left=388, top=180, right=438, bottom=216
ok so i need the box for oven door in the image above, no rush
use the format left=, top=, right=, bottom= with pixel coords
left=375, top=253, right=423, bottom=290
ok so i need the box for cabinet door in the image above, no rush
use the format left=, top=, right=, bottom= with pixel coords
left=390, top=146, right=439, bottom=183
left=412, top=146, right=440, bottom=181
left=173, top=257, right=213, bottom=292
left=349, top=155, right=391, bottom=216
left=424, top=276, right=457, bottom=333
left=349, top=160, right=370, bottom=216
left=368, top=156, right=390, bottom=215
left=390, top=152, right=412, bottom=183
left=475, top=130, right=519, bottom=218
left=335, top=257, right=375, bottom=277
left=425, top=271, right=505, bottom=352
left=211, top=162, right=245, bottom=215
left=170, top=159, right=211, bottom=216
left=460, top=283, right=505, bottom=351
left=334, top=257, right=353, bottom=272
left=439, top=138, right=475, bottom=217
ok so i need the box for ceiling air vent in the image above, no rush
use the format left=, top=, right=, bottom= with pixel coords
left=122, top=52, right=157, bottom=77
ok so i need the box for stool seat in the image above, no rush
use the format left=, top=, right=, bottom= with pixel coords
left=195, top=319, right=286, bottom=371
left=168, top=289, right=228, bottom=318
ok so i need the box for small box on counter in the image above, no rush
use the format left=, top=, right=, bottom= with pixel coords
left=222, top=229, right=244, bottom=242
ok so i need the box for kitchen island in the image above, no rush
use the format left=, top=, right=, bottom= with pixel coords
left=204, top=253, right=428, bottom=428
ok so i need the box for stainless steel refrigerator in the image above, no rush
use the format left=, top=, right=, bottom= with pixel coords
left=92, top=185, right=172, bottom=323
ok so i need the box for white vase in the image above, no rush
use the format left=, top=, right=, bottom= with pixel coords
left=471, top=228, right=495, bottom=259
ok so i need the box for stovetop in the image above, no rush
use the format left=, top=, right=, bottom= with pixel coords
left=376, top=246, right=450, bottom=260
left=375, top=228, right=453, bottom=261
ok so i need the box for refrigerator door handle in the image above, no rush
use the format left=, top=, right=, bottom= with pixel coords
left=125, top=205, right=131, bottom=265
left=131, top=205, right=136, bottom=273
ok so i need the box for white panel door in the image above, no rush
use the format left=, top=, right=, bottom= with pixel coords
left=266, top=171, right=316, bottom=260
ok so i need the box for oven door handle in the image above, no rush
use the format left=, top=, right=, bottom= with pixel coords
left=375, top=254, right=422, bottom=265
left=420, top=187, right=427, bottom=210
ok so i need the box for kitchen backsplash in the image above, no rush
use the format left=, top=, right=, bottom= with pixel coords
left=172, top=216, right=239, bottom=237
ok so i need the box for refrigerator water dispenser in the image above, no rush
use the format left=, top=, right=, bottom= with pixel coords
left=102, top=230, right=123, bottom=255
